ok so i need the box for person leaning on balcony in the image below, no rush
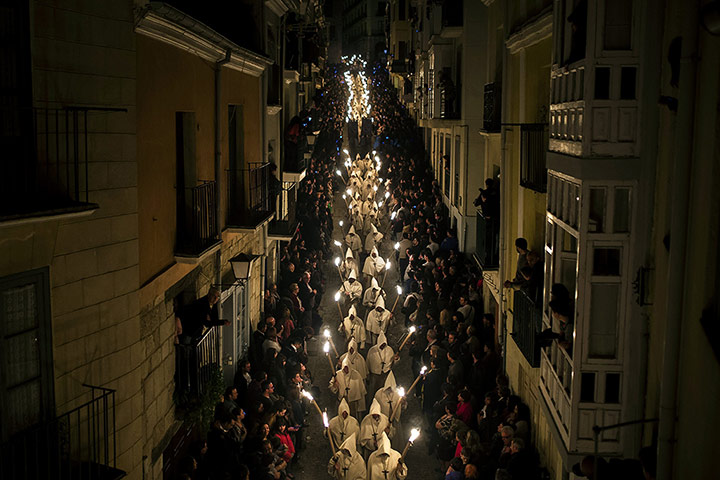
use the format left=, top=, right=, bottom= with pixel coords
left=503, top=238, right=529, bottom=289
left=549, top=299, right=574, bottom=353
left=179, top=287, right=229, bottom=344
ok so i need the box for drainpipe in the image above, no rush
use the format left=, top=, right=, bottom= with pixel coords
left=215, top=49, right=232, bottom=297
left=498, top=0, right=510, bottom=370
left=656, top=2, right=699, bottom=479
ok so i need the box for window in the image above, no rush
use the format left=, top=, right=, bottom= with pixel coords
left=613, top=187, right=631, bottom=232
left=594, top=67, right=611, bottom=99
left=581, top=372, right=596, bottom=402
left=0, top=268, right=54, bottom=440
left=176, top=111, right=198, bottom=239
left=604, top=0, right=633, bottom=50
left=620, top=67, right=637, bottom=100
left=605, top=373, right=621, bottom=403
left=399, top=0, right=406, bottom=20
left=520, top=124, right=548, bottom=193
left=593, top=248, right=621, bottom=276
left=589, top=283, right=619, bottom=357
left=588, top=188, right=606, bottom=232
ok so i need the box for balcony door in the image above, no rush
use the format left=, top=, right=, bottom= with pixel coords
left=220, top=283, right=249, bottom=386
left=0, top=268, right=54, bottom=442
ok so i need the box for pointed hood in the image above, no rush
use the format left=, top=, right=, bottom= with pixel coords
left=383, top=371, right=397, bottom=390
left=377, top=331, right=388, bottom=347
left=378, top=432, right=392, bottom=455
left=371, top=223, right=378, bottom=234
left=340, top=432, right=357, bottom=456
left=370, top=277, right=380, bottom=290
left=369, top=398, right=382, bottom=416
left=338, top=398, right=351, bottom=418
left=345, top=248, right=355, bottom=259
left=370, top=246, right=379, bottom=257
left=341, top=356, right=350, bottom=370
left=348, top=304, right=357, bottom=318
left=348, top=338, right=359, bottom=356
left=375, top=295, right=386, bottom=310
left=348, top=225, right=356, bottom=236
left=348, top=269, right=358, bottom=280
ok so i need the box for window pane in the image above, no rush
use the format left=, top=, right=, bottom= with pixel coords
left=593, top=248, right=621, bottom=276
left=1, top=283, right=38, bottom=335
left=604, top=0, right=633, bottom=50
left=3, top=330, right=41, bottom=387
left=589, top=283, right=619, bottom=358
left=594, top=67, right=611, bottom=99
left=605, top=373, right=621, bottom=403
left=614, top=187, right=631, bottom=232
left=620, top=67, right=636, bottom=100
left=581, top=372, right=596, bottom=402
left=588, top=188, right=606, bottom=232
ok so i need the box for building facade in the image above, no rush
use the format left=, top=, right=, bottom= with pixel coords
left=0, top=0, right=325, bottom=478
left=342, top=0, right=388, bottom=63
left=389, top=0, right=720, bottom=478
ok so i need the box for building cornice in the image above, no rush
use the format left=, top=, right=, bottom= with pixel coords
left=136, top=3, right=273, bottom=77
left=506, top=9, right=553, bottom=55
left=264, top=0, right=299, bottom=17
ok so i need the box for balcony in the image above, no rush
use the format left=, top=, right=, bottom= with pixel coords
left=268, top=182, right=300, bottom=241
left=0, top=107, right=123, bottom=223
left=175, top=181, right=220, bottom=262
left=474, top=210, right=499, bottom=270
left=540, top=338, right=574, bottom=443
left=511, top=290, right=543, bottom=367
left=226, top=162, right=276, bottom=231
left=0, top=384, right=125, bottom=480
left=176, top=327, right=221, bottom=398
left=482, top=82, right=502, bottom=132
left=520, top=124, right=548, bottom=193
left=390, top=59, right=408, bottom=74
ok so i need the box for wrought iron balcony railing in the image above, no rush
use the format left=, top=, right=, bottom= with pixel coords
left=176, top=180, right=218, bottom=256
left=512, top=290, right=543, bottom=367
left=0, top=384, right=124, bottom=480
left=175, top=327, right=221, bottom=398
left=227, top=162, right=276, bottom=228
left=475, top=211, right=499, bottom=270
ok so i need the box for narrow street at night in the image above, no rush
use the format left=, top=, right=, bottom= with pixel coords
left=2, top=2, right=719, bottom=480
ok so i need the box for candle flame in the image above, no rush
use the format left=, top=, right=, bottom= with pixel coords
left=323, top=411, right=329, bottom=428
left=409, top=428, right=420, bottom=443
left=373, top=185, right=378, bottom=192
left=346, top=189, right=352, bottom=196
left=409, top=325, right=416, bottom=333
left=334, top=291, right=341, bottom=302
left=323, top=341, right=330, bottom=353
left=397, top=387, right=405, bottom=397
left=342, top=194, right=347, bottom=199
left=420, top=366, right=428, bottom=375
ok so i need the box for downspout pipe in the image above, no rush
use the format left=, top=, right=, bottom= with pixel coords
left=215, top=49, right=232, bottom=292
left=656, top=3, right=699, bottom=479
left=498, top=0, right=510, bottom=368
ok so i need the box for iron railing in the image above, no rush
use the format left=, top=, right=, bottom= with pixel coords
left=227, top=162, right=275, bottom=227
left=176, top=327, right=220, bottom=398
left=0, top=384, right=122, bottom=480
left=475, top=211, right=499, bottom=269
left=0, top=107, right=122, bottom=218
left=483, top=82, right=502, bottom=132
left=520, top=124, right=548, bottom=193
left=512, top=290, right=543, bottom=367
left=176, top=180, right=217, bottom=255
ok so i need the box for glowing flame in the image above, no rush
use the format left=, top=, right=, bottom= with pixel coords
left=409, top=428, right=420, bottom=443
left=323, top=341, right=330, bottom=354
left=342, top=194, right=346, bottom=199
left=301, top=390, right=313, bottom=401
left=334, top=291, right=341, bottom=302
left=323, top=329, right=331, bottom=338
left=334, top=240, right=342, bottom=247
left=397, top=387, right=405, bottom=398
left=343, top=149, right=349, bottom=155
left=323, top=411, right=329, bottom=428
left=397, top=286, right=403, bottom=295
left=336, top=170, right=342, bottom=176
left=339, top=220, right=344, bottom=227
left=385, top=261, right=391, bottom=270
left=384, top=191, right=390, bottom=199
left=394, top=242, right=400, bottom=250
left=374, top=156, right=380, bottom=162
left=409, top=325, right=416, bottom=333
left=373, top=185, right=378, bottom=192
left=334, top=257, right=341, bottom=267
left=346, top=189, right=352, bottom=196
left=420, top=366, right=428, bottom=375
left=391, top=211, right=397, bottom=220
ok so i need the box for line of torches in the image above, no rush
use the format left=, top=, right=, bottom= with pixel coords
left=308, top=325, right=426, bottom=459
